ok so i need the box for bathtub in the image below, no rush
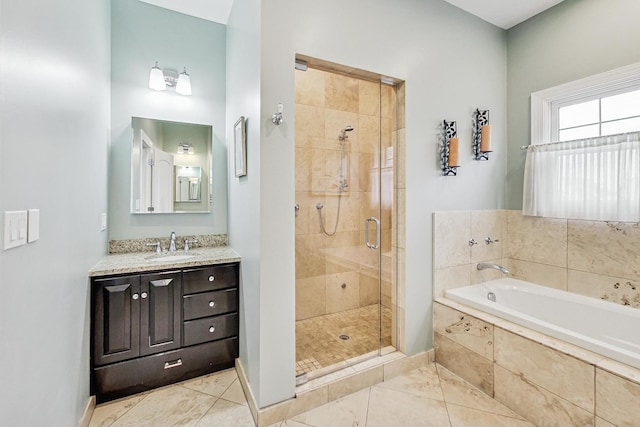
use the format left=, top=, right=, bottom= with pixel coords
left=446, top=278, right=640, bottom=370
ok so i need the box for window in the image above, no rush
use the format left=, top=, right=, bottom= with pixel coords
left=525, top=63, right=640, bottom=222
left=531, top=62, right=640, bottom=145
left=557, top=89, right=640, bottom=142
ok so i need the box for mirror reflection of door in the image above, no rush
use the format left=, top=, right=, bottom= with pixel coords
left=175, top=166, right=201, bottom=202
left=140, top=131, right=154, bottom=212
left=153, top=148, right=174, bottom=213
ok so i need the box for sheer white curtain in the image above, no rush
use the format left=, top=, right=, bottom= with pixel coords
left=523, top=132, right=640, bottom=221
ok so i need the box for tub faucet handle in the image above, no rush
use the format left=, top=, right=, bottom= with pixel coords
left=468, top=239, right=478, bottom=246
left=485, top=237, right=500, bottom=244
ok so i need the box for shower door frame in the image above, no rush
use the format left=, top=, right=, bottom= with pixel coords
left=294, top=59, right=400, bottom=383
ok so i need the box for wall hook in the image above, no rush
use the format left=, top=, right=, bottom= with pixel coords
left=271, top=102, right=284, bottom=125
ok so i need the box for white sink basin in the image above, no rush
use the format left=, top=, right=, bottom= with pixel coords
left=146, top=253, right=198, bottom=262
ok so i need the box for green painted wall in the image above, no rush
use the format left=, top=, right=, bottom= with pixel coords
left=506, top=0, right=640, bottom=208
left=110, top=0, right=227, bottom=239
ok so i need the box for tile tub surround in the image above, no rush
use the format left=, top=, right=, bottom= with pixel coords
left=108, top=233, right=228, bottom=254
left=433, top=209, right=640, bottom=313
left=89, top=245, right=241, bottom=276
left=434, top=299, right=640, bottom=426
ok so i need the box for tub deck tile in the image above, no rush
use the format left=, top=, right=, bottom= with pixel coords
left=494, top=327, right=595, bottom=412
left=494, top=364, right=594, bottom=427
left=595, top=367, right=640, bottom=426
left=434, top=332, right=494, bottom=396
left=434, top=303, right=494, bottom=360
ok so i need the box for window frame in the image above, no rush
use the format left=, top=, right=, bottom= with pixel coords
left=531, top=62, right=640, bottom=145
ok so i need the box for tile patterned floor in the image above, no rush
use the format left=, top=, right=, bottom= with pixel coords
left=88, top=363, right=533, bottom=427
left=295, top=304, right=393, bottom=375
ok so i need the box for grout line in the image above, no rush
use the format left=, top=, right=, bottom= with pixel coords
left=363, top=386, right=372, bottom=427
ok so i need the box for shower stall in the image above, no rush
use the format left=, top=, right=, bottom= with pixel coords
left=294, top=59, right=403, bottom=381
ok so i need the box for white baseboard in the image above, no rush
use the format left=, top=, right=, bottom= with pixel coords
left=78, top=395, right=96, bottom=427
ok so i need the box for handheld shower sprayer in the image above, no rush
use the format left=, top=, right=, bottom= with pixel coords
left=339, top=125, right=354, bottom=142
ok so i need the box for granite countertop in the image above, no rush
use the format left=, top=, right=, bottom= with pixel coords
left=89, top=246, right=241, bottom=277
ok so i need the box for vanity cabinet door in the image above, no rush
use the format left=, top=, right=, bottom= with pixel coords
left=93, top=275, right=141, bottom=366
left=139, top=271, right=182, bottom=356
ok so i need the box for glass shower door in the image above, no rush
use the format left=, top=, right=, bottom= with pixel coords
left=294, top=65, right=396, bottom=381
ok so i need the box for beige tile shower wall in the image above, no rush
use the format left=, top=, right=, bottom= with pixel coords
left=295, top=67, right=400, bottom=321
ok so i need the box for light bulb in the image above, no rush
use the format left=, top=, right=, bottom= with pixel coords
left=148, top=61, right=166, bottom=91
left=176, top=67, right=192, bottom=96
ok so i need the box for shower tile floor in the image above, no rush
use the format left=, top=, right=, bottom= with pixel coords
left=295, top=304, right=393, bottom=376
left=88, top=363, right=534, bottom=427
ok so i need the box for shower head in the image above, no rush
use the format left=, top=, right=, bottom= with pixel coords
left=339, top=125, right=354, bottom=141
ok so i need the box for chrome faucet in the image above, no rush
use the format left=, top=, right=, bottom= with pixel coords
left=477, top=262, right=509, bottom=275
left=169, top=232, right=177, bottom=252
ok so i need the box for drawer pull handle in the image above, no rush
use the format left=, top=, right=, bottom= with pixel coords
left=208, top=275, right=215, bottom=282
left=141, top=292, right=148, bottom=299
left=164, top=359, right=183, bottom=370
left=132, top=293, right=139, bottom=300
left=209, top=326, right=215, bottom=333
left=209, top=301, right=216, bottom=308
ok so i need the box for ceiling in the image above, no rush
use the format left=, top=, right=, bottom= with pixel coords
left=138, top=0, right=565, bottom=29
left=138, top=0, right=234, bottom=24
left=442, top=0, right=566, bottom=29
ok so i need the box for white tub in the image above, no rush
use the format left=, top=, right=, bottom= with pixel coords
left=446, top=278, right=640, bottom=370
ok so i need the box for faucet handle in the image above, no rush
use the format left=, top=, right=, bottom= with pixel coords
left=184, top=239, right=198, bottom=252
left=146, top=242, right=162, bottom=253
left=485, top=237, right=500, bottom=244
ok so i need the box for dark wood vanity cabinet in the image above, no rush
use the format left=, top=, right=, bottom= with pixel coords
left=91, top=262, right=239, bottom=402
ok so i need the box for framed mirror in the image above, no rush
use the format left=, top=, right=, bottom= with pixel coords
left=130, top=117, right=213, bottom=214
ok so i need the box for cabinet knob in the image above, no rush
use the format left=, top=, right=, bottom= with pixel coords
left=132, top=293, right=139, bottom=300
left=209, top=301, right=216, bottom=308
left=209, top=326, right=215, bottom=333
left=141, top=292, right=148, bottom=299
left=208, top=275, right=215, bottom=282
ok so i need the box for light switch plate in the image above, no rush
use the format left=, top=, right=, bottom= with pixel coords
left=100, top=213, right=107, bottom=231
left=4, top=210, right=28, bottom=250
left=28, top=209, right=40, bottom=243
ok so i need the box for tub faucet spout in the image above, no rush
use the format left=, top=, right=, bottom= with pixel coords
left=477, top=262, right=509, bottom=275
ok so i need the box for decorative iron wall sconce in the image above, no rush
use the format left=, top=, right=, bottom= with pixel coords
left=441, top=120, right=460, bottom=176
left=473, top=109, right=491, bottom=160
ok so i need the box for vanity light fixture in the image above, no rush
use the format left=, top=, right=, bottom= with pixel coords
left=148, top=62, right=192, bottom=96
left=177, top=143, right=194, bottom=155
left=148, top=61, right=166, bottom=91
left=176, top=67, right=192, bottom=96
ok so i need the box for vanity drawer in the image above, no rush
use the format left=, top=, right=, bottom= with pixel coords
left=183, top=313, right=238, bottom=346
left=183, top=288, right=237, bottom=321
left=183, top=264, right=238, bottom=294
left=93, top=337, right=238, bottom=403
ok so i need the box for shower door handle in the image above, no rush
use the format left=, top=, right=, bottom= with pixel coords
left=365, top=217, right=380, bottom=250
